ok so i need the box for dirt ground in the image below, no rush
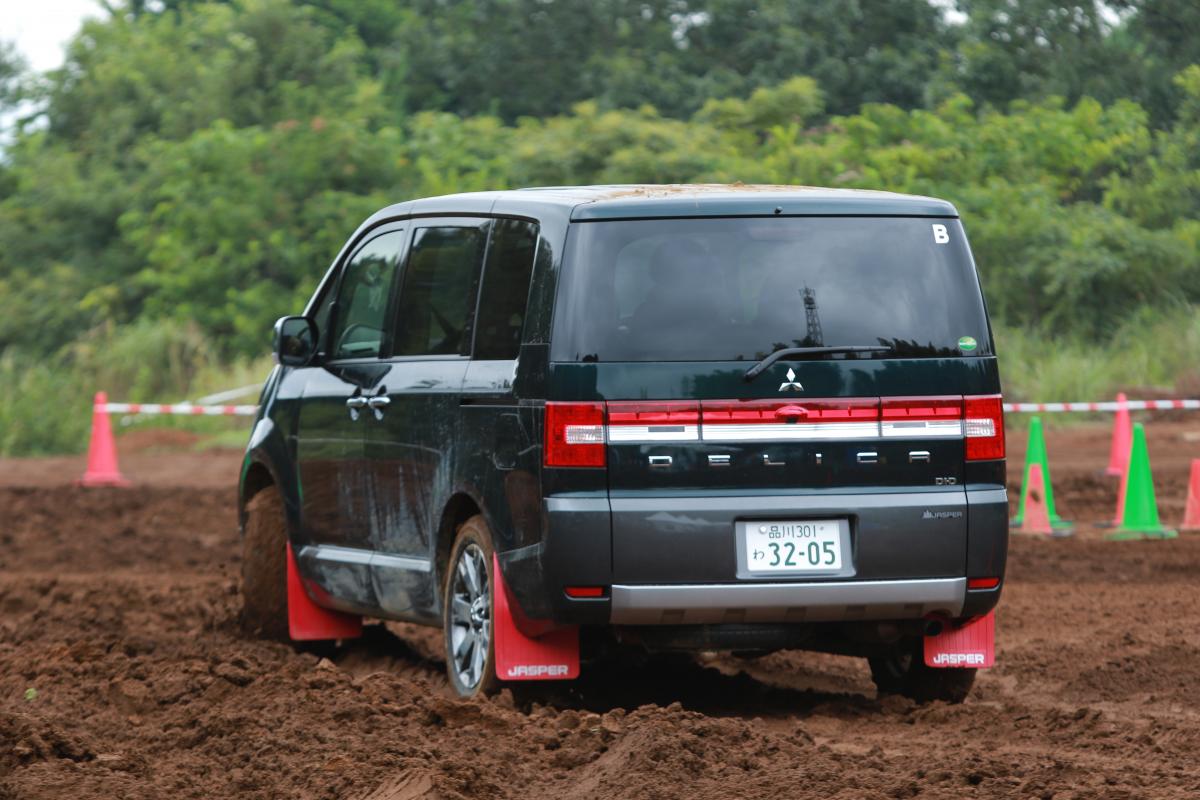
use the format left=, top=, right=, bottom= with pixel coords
left=2, top=420, right=1200, bottom=799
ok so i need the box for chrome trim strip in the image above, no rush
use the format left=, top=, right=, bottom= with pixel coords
left=373, top=552, right=433, bottom=573
left=701, top=422, right=881, bottom=442
left=303, top=545, right=431, bottom=573
left=303, top=544, right=372, bottom=566
left=610, top=578, right=966, bottom=625
left=608, top=424, right=699, bottom=443
left=607, top=419, right=966, bottom=444
left=881, top=420, right=963, bottom=438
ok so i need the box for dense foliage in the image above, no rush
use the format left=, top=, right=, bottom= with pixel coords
left=1, top=0, right=1199, bottom=453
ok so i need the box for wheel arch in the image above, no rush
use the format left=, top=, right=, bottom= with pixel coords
left=434, top=491, right=488, bottom=602
left=238, top=449, right=299, bottom=540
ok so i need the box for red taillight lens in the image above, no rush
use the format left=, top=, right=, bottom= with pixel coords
left=607, top=401, right=700, bottom=442
left=968, top=577, right=1001, bottom=590
left=564, top=586, right=605, bottom=598
left=881, top=396, right=963, bottom=438
left=701, top=398, right=878, bottom=424
left=544, top=402, right=606, bottom=467
left=964, top=394, right=1005, bottom=461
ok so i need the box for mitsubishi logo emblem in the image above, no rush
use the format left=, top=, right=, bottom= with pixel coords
left=778, top=368, right=804, bottom=392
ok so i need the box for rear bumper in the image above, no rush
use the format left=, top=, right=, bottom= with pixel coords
left=500, top=486, right=1007, bottom=628
left=610, top=577, right=966, bottom=625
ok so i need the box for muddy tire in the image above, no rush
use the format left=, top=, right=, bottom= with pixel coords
left=443, top=515, right=501, bottom=699
left=869, top=640, right=976, bottom=704
left=241, top=490, right=289, bottom=641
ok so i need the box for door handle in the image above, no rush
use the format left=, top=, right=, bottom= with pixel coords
left=367, top=396, right=390, bottom=409
left=856, top=451, right=879, bottom=464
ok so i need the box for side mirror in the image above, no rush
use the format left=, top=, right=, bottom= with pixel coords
left=274, top=316, right=318, bottom=367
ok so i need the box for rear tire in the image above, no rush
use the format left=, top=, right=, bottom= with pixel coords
left=443, top=515, right=501, bottom=699
left=869, top=640, right=976, bottom=704
left=241, top=490, right=289, bottom=641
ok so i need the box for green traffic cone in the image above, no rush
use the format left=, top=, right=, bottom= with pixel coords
left=1011, top=417, right=1073, bottom=531
left=1108, top=423, right=1177, bottom=541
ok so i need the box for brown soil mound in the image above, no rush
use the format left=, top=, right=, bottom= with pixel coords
left=3, top=421, right=1200, bottom=798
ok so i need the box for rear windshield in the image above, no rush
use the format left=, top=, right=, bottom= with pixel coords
left=551, top=216, right=992, bottom=362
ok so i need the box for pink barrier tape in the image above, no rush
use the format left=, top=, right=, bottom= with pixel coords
left=101, top=402, right=259, bottom=416
left=96, top=399, right=1200, bottom=417
left=1004, top=399, right=1200, bottom=413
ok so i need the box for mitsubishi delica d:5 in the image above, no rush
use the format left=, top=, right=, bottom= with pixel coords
left=238, top=185, right=1007, bottom=703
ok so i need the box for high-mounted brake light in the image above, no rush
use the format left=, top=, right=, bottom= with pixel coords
left=544, top=402, right=605, bottom=467
left=964, top=394, right=1005, bottom=461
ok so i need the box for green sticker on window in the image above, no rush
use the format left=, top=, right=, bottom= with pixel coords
left=958, top=336, right=978, bottom=351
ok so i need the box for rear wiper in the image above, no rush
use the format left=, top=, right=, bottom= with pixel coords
left=743, top=345, right=893, bottom=381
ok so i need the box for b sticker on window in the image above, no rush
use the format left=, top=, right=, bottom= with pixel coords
left=932, top=224, right=950, bottom=244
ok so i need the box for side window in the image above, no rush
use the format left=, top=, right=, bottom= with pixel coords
left=310, top=283, right=334, bottom=356
left=328, top=230, right=406, bottom=360
left=393, top=222, right=488, bottom=356
left=473, top=219, right=538, bottom=360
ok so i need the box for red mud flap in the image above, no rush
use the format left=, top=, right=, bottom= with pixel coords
left=286, top=542, right=362, bottom=641
left=924, top=610, right=995, bottom=669
left=492, top=554, right=579, bottom=681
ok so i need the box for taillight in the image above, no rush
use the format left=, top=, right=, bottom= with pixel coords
left=607, top=401, right=699, bottom=442
left=964, top=394, right=1005, bottom=461
left=701, top=399, right=878, bottom=441
left=544, top=402, right=606, bottom=467
left=881, top=396, right=963, bottom=438
left=564, top=586, right=605, bottom=598
left=968, top=577, right=1001, bottom=590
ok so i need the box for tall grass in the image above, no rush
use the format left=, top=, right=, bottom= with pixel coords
left=994, top=304, right=1200, bottom=403
left=0, top=320, right=273, bottom=456
left=2, top=307, right=1198, bottom=456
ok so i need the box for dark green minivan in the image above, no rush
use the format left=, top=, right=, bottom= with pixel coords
left=239, top=185, right=1007, bottom=703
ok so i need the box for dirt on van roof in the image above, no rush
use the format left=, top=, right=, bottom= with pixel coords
left=589, top=183, right=850, bottom=200
left=3, top=420, right=1200, bottom=799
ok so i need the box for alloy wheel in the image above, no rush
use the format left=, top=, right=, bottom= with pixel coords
left=448, top=543, right=491, bottom=690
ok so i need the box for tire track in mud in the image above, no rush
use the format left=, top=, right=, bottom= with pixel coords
left=3, top=422, right=1200, bottom=799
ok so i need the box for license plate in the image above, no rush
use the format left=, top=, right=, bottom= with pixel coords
left=739, top=519, right=848, bottom=575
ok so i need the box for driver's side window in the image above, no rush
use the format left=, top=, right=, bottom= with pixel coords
left=328, top=230, right=406, bottom=360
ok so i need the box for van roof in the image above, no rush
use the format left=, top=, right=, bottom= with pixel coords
left=363, top=184, right=959, bottom=227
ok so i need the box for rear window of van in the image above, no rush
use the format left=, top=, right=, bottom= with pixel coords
left=550, top=216, right=992, bottom=363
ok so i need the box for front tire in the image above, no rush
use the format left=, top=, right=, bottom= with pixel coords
left=869, top=640, right=976, bottom=704
left=241, top=490, right=289, bottom=640
left=443, top=515, right=500, bottom=698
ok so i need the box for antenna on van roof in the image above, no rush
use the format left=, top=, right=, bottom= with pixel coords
left=803, top=286, right=824, bottom=347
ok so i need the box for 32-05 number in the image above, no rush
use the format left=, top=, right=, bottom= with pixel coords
left=767, top=541, right=837, bottom=568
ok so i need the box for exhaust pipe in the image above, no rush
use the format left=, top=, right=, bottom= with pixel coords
left=923, top=618, right=945, bottom=637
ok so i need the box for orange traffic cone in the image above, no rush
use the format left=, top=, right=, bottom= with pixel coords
left=1013, top=463, right=1056, bottom=536
left=79, top=391, right=129, bottom=487
left=1105, top=392, right=1132, bottom=477
left=1182, top=459, right=1200, bottom=533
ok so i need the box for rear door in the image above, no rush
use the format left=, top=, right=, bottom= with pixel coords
left=550, top=215, right=1001, bottom=585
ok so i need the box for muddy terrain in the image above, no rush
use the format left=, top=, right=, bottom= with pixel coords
left=2, top=421, right=1200, bottom=799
